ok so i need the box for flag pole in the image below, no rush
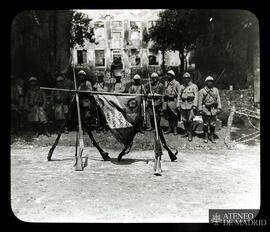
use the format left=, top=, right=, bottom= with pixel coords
left=40, top=87, right=163, bottom=98
left=71, top=61, right=85, bottom=171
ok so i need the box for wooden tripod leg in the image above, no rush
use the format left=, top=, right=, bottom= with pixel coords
left=47, top=132, right=62, bottom=161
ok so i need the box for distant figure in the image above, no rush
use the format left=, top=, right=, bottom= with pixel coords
left=163, top=70, right=181, bottom=135
left=113, top=76, right=126, bottom=93
left=51, top=75, right=71, bottom=133
left=24, top=76, right=51, bottom=137
left=177, top=72, right=198, bottom=142
left=145, top=72, right=164, bottom=131
left=198, top=76, right=222, bottom=143
left=76, top=70, right=92, bottom=90
left=128, top=74, right=145, bottom=94
left=11, top=75, right=24, bottom=134
left=93, top=75, right=108, bottom=92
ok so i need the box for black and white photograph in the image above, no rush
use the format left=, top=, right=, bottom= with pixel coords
left=10, top=9, right=260, bottom=223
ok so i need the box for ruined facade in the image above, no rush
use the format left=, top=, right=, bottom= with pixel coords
left=72, top=10, right=182, bottom=80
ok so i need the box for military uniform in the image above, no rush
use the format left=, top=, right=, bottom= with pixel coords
left=25, top=77, right=50, bottom=136
left=114, top=82, right=126, bottom=93
left=145, top=73, right=164, bottom=130
left=198, top=76, right=222, bottom=143
left=176, top=72, right=198, bottom=141
left=128, top=83, right=145, bottom=94
left=11, top=77, right=24, bottom=134
left=93, top=82, right=108, bottom=92
left=128, top=74, right=146, bottom=133
left=51, top=89, right=71, bottom=133
left=164, top=76, right=181, bottom=134
left=177, top=82, right=198, bottom=121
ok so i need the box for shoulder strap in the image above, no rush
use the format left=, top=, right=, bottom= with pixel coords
left=203, top=88, right=216, bottom=103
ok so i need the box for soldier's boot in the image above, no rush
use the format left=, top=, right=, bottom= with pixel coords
left=187, top=122, right=193, bottom=142
left=164, top=122, right=173, bottom=134
left=181, top=121, right=188, bottom=137
left=33, top=122, right=39, bottom=137
left=203, top=125, right=209, bottom=143
left=209, top=125, right=216, bottom=143
left=43, top=122, right=51, bottom=137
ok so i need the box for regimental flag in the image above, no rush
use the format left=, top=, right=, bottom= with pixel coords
left=94, top=94, right=142, bottom=145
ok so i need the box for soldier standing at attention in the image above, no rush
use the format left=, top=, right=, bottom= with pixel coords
left=51, top=75, right=71, bottom=133
left=177, top=72, right=198, bottom=142
left=198, top=76, right=222, bottom=143
left=128, top=74, right=146, bottom=134
left=145, top=72, right=164, bottom=131
left=24, top=76, right=51, bottom=137
left=113, top=75, right=126, bottom=93
left=93, top=74, right=108, bottom=92
left=163, top=70, right=181, bottom=135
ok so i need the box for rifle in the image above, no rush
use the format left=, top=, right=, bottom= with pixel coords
left=142, top=85, right=147, bottom=129
left=72, top=63, right=86, bottom=171
left=47, top=93, right=75, bottom=161
left=148, top=74, right=162, bottom=176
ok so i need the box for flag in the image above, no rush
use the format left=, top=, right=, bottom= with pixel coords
left=94, top=94, right=142, bottom=145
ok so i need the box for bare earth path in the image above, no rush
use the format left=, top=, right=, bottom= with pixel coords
left=11, top=130, right=260, bottom=223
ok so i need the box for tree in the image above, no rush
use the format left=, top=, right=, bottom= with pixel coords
left=70, top=11, right=95, bottom=48
left=11, top=10, right=96, bottom=84
left=148, top=10, right=206, bottom=72
left=194, top=10, right=259, bottom=89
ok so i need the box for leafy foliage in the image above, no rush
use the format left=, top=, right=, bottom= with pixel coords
left=70, top=11, right=95, bottom=48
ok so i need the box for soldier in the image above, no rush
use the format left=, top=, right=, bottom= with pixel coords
left=93, top=74, right=108, bottom=92
left=163, top=70, right=181, bottom=135
left=177, top=72, right=198, bottom=142
left=77, top=70, right=93, bottom=91
left=51, top=75, right=71, bottom=133
left=198, top=76, right=222, bottom=143
left=24, top=76, right=51, bottom=137
left=145, top=72, right=164, bottom=131
left=11, top=75, right=24, bottom=134
left=128, top=74, right=146, bottom=133
left=113, top=76, right=126, bottom=93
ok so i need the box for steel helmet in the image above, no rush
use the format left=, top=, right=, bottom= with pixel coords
left=167, top=70, right=175, bottom=77
left=151, top=72, right=159, bottom=78
left=56, top=76, right=64, bottom=82
left=133, top=74, right=141, bottom=80
left=205, top=76, right=214, bottom=82
left=78, top=70, right=86, bottom=76
left=183, top=72, right=191, bottom=78
left=28, top=76, right=38, bottom=82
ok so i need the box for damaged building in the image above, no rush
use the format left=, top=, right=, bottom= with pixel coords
left=72, top=10, right=191, bottom=81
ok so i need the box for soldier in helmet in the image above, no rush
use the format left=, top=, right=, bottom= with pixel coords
left=163, top=70, right=181, bottom=135
left=93, top=74, right=108, bottom=92
left=77, top=70, right=93, bottom=91
left=198, top=76, right=222, bottom=143
left=145, top=72, right=164, bottom=131
left=51, top=75, right=71, bottom=134
left=113, top=75, right=126, bottom=93
left=177, top=72, right=198, bottom=141
left=24, top=76, right=51, bottom=137
left=128, top=74, right=146, bottom=133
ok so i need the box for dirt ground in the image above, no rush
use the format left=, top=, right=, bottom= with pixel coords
left=10, top=128, right=260, bottom=223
